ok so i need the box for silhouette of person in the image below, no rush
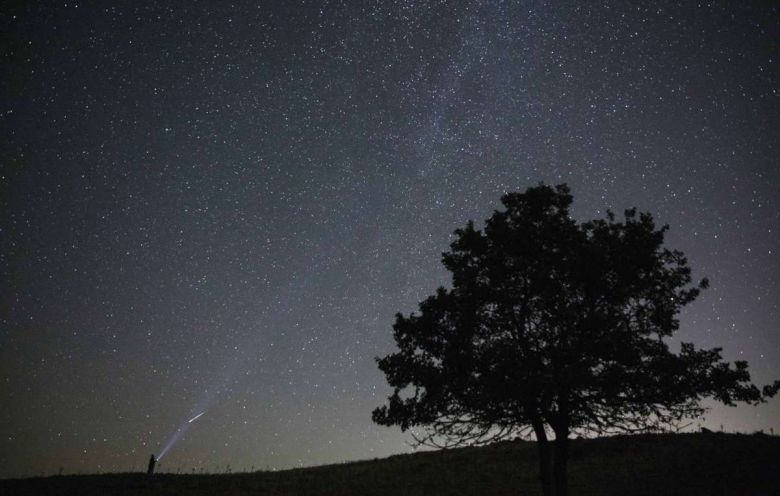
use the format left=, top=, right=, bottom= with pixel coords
left=147, top=454, right=157, bottom=475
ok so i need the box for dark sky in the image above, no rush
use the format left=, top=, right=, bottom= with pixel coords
left=1, top=1, right=778, bottom=478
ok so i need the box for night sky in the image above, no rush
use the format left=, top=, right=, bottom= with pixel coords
left=1, top=1, right=778, bottom=479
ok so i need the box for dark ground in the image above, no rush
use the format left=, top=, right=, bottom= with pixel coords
left=2, top=433, right=779, bottom=495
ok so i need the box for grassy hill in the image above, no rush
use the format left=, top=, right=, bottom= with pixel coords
left=2, top=432, right=779, bottom=495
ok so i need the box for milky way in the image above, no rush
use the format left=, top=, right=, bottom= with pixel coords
left=1, top=1, right=778, bottom=478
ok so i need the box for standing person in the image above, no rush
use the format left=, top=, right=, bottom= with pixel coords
left=147, top=454, right=157, bottom=475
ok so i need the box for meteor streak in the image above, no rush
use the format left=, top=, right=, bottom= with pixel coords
left=188, top=411, right=205, bottom=423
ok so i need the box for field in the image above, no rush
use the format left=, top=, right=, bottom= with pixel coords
left=2, top=432, right=778, bottom=495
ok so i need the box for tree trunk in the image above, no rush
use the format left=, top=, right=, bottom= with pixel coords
left=532, top=419, right=554, bottom=496
left=552, top=423, right=570, bottom=496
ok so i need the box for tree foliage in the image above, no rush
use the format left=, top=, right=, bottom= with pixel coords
left=373, top=184, right=778, bottom=495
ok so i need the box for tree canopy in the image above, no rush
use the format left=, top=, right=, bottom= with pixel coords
left=373, top=184, right=778, bottom=496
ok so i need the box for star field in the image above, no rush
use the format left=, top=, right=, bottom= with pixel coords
left=1, top=1, right=778, bottom=478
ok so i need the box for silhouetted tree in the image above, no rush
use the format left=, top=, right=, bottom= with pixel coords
left=373, top=184, right=779, bottom=496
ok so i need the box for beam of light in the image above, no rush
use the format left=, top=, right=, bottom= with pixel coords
left=154, top=295, right=280, bottom=461
left=157, top=424, right=188, bottom=461
left=155, top=352, right=247, bottom=460
left=154, top=336, right=250, bottom=460
left=157, top=410, right=210, bottom=461
left=188, top=411, right=205, bottom=423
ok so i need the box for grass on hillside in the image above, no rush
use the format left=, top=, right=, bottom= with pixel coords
left=2, top=432, right=779, bottom=496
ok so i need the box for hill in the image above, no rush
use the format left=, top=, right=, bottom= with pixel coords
left=2, top=432, right=778, bottom=495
